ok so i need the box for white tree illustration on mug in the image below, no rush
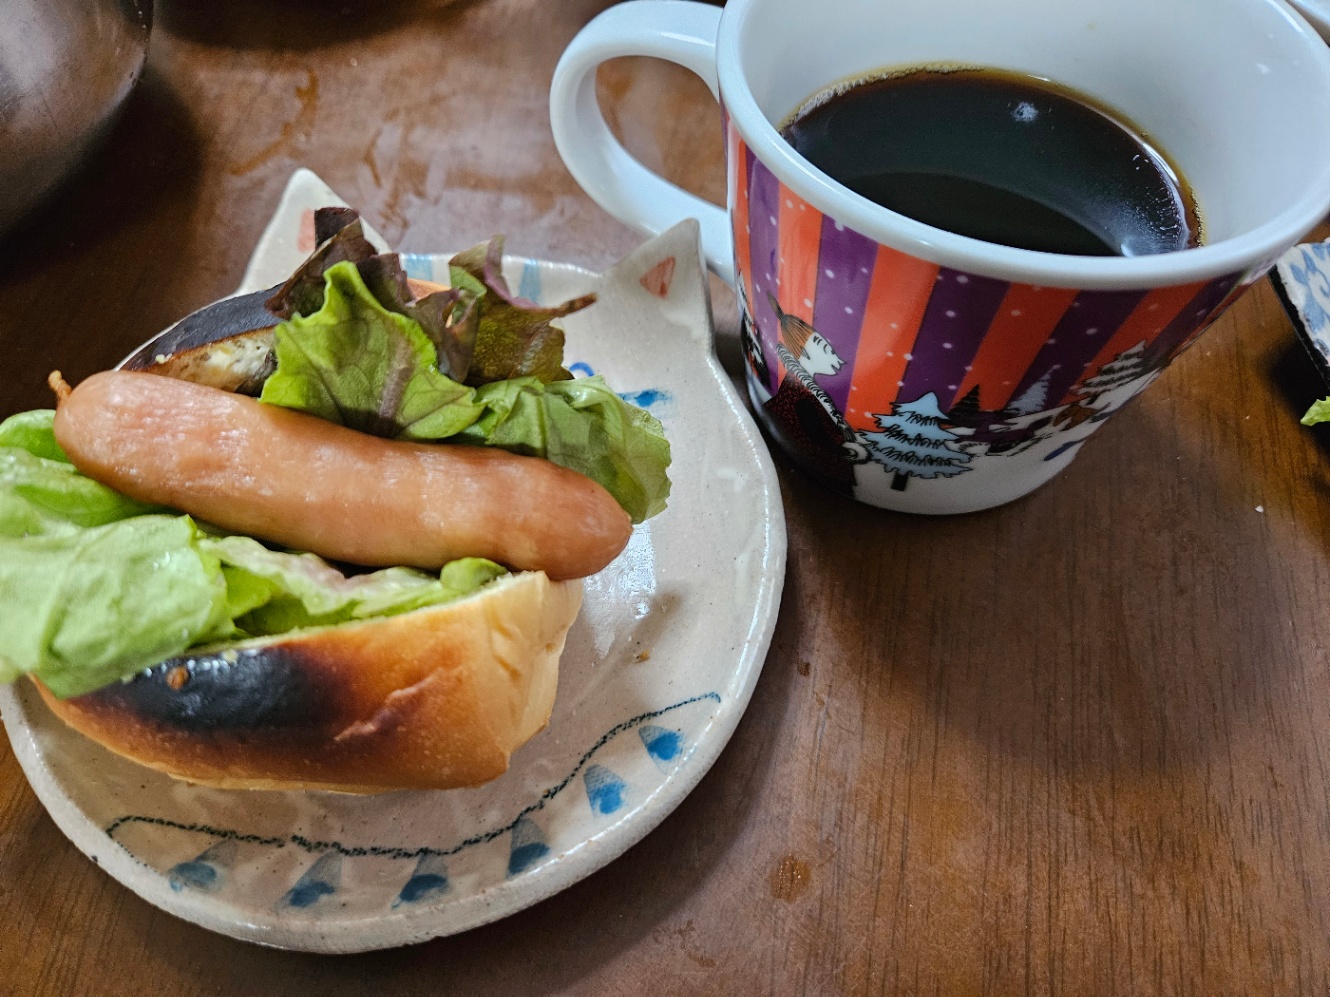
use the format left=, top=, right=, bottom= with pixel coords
left=861, top=392, right=972, bottom=492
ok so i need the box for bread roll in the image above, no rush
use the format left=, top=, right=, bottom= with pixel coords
left=37, top=571, right=582, bottom=793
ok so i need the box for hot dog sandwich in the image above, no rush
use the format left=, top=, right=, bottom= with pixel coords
left=0, top=209, right=671, bottom=792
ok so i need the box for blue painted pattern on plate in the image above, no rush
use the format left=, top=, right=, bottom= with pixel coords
left=168, top=839, right=237, bottom=893
left=507, top=816, right=549, bottom=877
left=168, top=860, right=219, bottom=893
left=517, top=260, right=543, bottom=304
left=583, top=764, right=628, bottom=815
left=395, top=854, right=450, bottom=907
left=103, top=693, right=721, bottom=912
left=639, top=724, right=684, bottom=764
left=400, top=253, right=434, bottom=281
left=1276, top=242, right=1330, bottom=370
left=282, top=853, right=341, bottom=909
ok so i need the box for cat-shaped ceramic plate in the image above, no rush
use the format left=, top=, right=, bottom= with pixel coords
left=0, top=169, right=786, bottom=953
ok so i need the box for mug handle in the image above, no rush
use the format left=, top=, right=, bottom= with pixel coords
left=550, top=1, right=734, bottom=285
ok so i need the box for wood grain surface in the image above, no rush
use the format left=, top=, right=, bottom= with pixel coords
left=2, top=1, right=1329, bottom=993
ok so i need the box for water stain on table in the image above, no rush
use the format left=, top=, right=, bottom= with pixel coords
left=770, top=854, right=812, bottom=902
left=229, top=69, right=319, bottom=177
left=667, top=919, right=717, bottom=969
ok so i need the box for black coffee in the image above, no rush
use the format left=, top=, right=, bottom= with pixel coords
left=780, top=68, right=1200, bottom=257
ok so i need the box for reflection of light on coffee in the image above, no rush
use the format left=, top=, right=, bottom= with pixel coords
left=1013, top=101, right=1038, bottom=123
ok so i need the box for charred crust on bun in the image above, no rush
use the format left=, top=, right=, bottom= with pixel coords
left=74, top=646, right=342, bottom=734
left=37, top=572, right=583, bottom=793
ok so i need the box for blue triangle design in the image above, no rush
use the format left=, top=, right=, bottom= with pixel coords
left=583, top=764, right=628, bottom=816
left=168, top=860, right=219, bottom=893
left=281, top=852, right=341, bottom=909
left=639, top=724, right=684, bottom=764
left=168, top=839, right=237, bottom=894
left=618, top=388, right=672, bottom=410
left=507, top=816, right=550, bottom=877
left=393, top=854, right=450, bottom=907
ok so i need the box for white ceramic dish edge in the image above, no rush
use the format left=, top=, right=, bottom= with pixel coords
left=1288, top=0, right=1330, bottom=43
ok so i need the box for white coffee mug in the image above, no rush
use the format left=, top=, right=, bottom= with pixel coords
left=551, top=0, right=1330, bottom=512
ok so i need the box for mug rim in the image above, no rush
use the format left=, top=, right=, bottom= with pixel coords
left=716, top=0, right=1330, bottom=290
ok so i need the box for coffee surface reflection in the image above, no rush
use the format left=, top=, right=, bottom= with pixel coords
left=781, top=68, right=1201, bottom=257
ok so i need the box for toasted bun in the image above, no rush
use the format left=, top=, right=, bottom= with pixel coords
left=38, top=571, right=582, bottom=793
left=128, top=280, right=442, bottom=392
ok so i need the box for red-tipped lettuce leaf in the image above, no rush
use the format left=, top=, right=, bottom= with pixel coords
left=357, top=254, right=480, bottom=383
left=449, top=236, right=596, bottom=386
left=266, top=211, right=380, bottom=319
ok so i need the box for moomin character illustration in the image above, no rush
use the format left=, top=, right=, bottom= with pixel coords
left=761, top=294, right=867, bottom=495
left=1049, top=341, right=1167, bottom=434
left=982, top=370, right=1060, bottom=455
left=737, top=276, right=770, bottom=394
left=752, top=295, right=1177, bottom=495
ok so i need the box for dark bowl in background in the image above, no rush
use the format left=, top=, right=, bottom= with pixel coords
left=0, top=0, right=153, bottom=236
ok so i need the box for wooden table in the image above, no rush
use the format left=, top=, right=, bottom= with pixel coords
left=3, top=1, right=1329, bottom=992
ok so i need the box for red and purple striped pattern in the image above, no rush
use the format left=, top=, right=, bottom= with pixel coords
left=728, top=137, right=1244, bottom=425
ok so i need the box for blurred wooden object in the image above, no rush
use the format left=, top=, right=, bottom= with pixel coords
left=2, top=0, right=1329, bottom=992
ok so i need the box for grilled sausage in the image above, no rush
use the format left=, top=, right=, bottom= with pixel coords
left=52, top=370, right=632, bottom=580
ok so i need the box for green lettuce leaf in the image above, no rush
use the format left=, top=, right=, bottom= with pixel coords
left=261, top=210, right=595, bottom=389
left=0, top=516, right=234, bottom=699
left=259, top=261, right=485, bottom=440
left=0, top=416, right=507, bottom=698
left=358, top=254, right=481, bottom=383
left=1302, top=398, right=1330, bottom=426
left=0, top=410, right=164, bottom=538
left=256, top=260, right=671, bottom=520
left=457, top=376, right=671, bottom=523
left=201, top=534, right=505, bottom=635
left=265, top=210, right=484, bottom=383
left=264, top=210, right=380, bottom=320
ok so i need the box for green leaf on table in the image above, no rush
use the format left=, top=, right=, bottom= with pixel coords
left=1302, top=397, right=1330, bottom=426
